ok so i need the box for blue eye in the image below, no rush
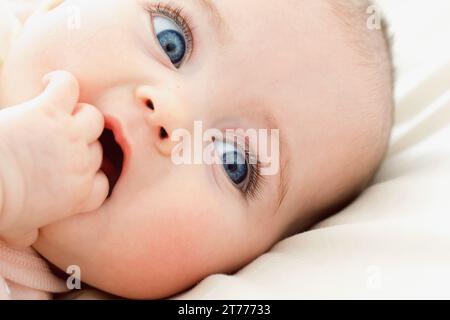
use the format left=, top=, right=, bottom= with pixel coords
left=153, top=15, right=187, bottom=67
left=215, top=142, right=249, bottom=186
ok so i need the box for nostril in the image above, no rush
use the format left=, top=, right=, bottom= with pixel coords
left=146, top=99, right=155, bottom=111
left=159, top=127, right=169, bottom=140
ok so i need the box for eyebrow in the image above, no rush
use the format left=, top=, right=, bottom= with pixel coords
left=192, top=0, right=224, bottom=29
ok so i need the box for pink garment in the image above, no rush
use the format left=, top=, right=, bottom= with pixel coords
left=0, top=241, right=69, bottom=299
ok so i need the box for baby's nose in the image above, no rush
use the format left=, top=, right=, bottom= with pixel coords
left=135, top=85, right=192, bottom=157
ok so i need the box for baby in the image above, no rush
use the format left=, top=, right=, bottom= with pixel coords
left=0, top=0, right=393, bottom=299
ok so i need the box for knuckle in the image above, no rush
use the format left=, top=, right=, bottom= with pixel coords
left=89, top=105, right=104, bottom=124
left=57, top=71, right=80, bottom=95
left=91, top=143, right=103, bottom=167
left=41, top=101, right=59, bottom=117
left=71, top=147, right=92, bottom=174
left=79, top=103, right=104, bottom=123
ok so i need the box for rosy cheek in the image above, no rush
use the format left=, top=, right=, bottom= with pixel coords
left=136, top=203, right=219, bottom=261
left=107, top=205, right=220, bottom=296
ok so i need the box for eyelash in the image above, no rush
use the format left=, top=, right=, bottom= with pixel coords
left=221, top=138, right=265, bottom=202
left=243, top=150, right=265, bottom=201
left=145, top=2, right=194, bottom=66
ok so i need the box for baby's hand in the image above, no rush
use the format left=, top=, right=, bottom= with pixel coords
left=0, top=71, right=109, bottom=247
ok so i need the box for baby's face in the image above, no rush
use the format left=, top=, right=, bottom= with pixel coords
left=0, top=0, right=380, bottom=298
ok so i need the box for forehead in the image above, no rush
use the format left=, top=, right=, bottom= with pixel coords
left=214, top=0, right=309, bottom=69
left=200, top=0, right=336, bottom=113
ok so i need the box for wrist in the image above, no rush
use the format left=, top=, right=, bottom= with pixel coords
left=0, top=132, right=25, bottom=235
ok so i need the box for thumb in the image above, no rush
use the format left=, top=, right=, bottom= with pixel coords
left=38, top=70, right=80, bottom=114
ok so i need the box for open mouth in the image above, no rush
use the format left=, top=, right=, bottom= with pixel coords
left=99, top=128, right=124, bottom=198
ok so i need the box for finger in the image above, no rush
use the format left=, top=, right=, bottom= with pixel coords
left=89, top=141, right=103, bottom=172
left=78, top=172, right=109, bottom=213
left=0, top=229, right=39, bottom=249
left=39, top=70, right=80, bottom=113
left=73, top=103, right=105, bottom=143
